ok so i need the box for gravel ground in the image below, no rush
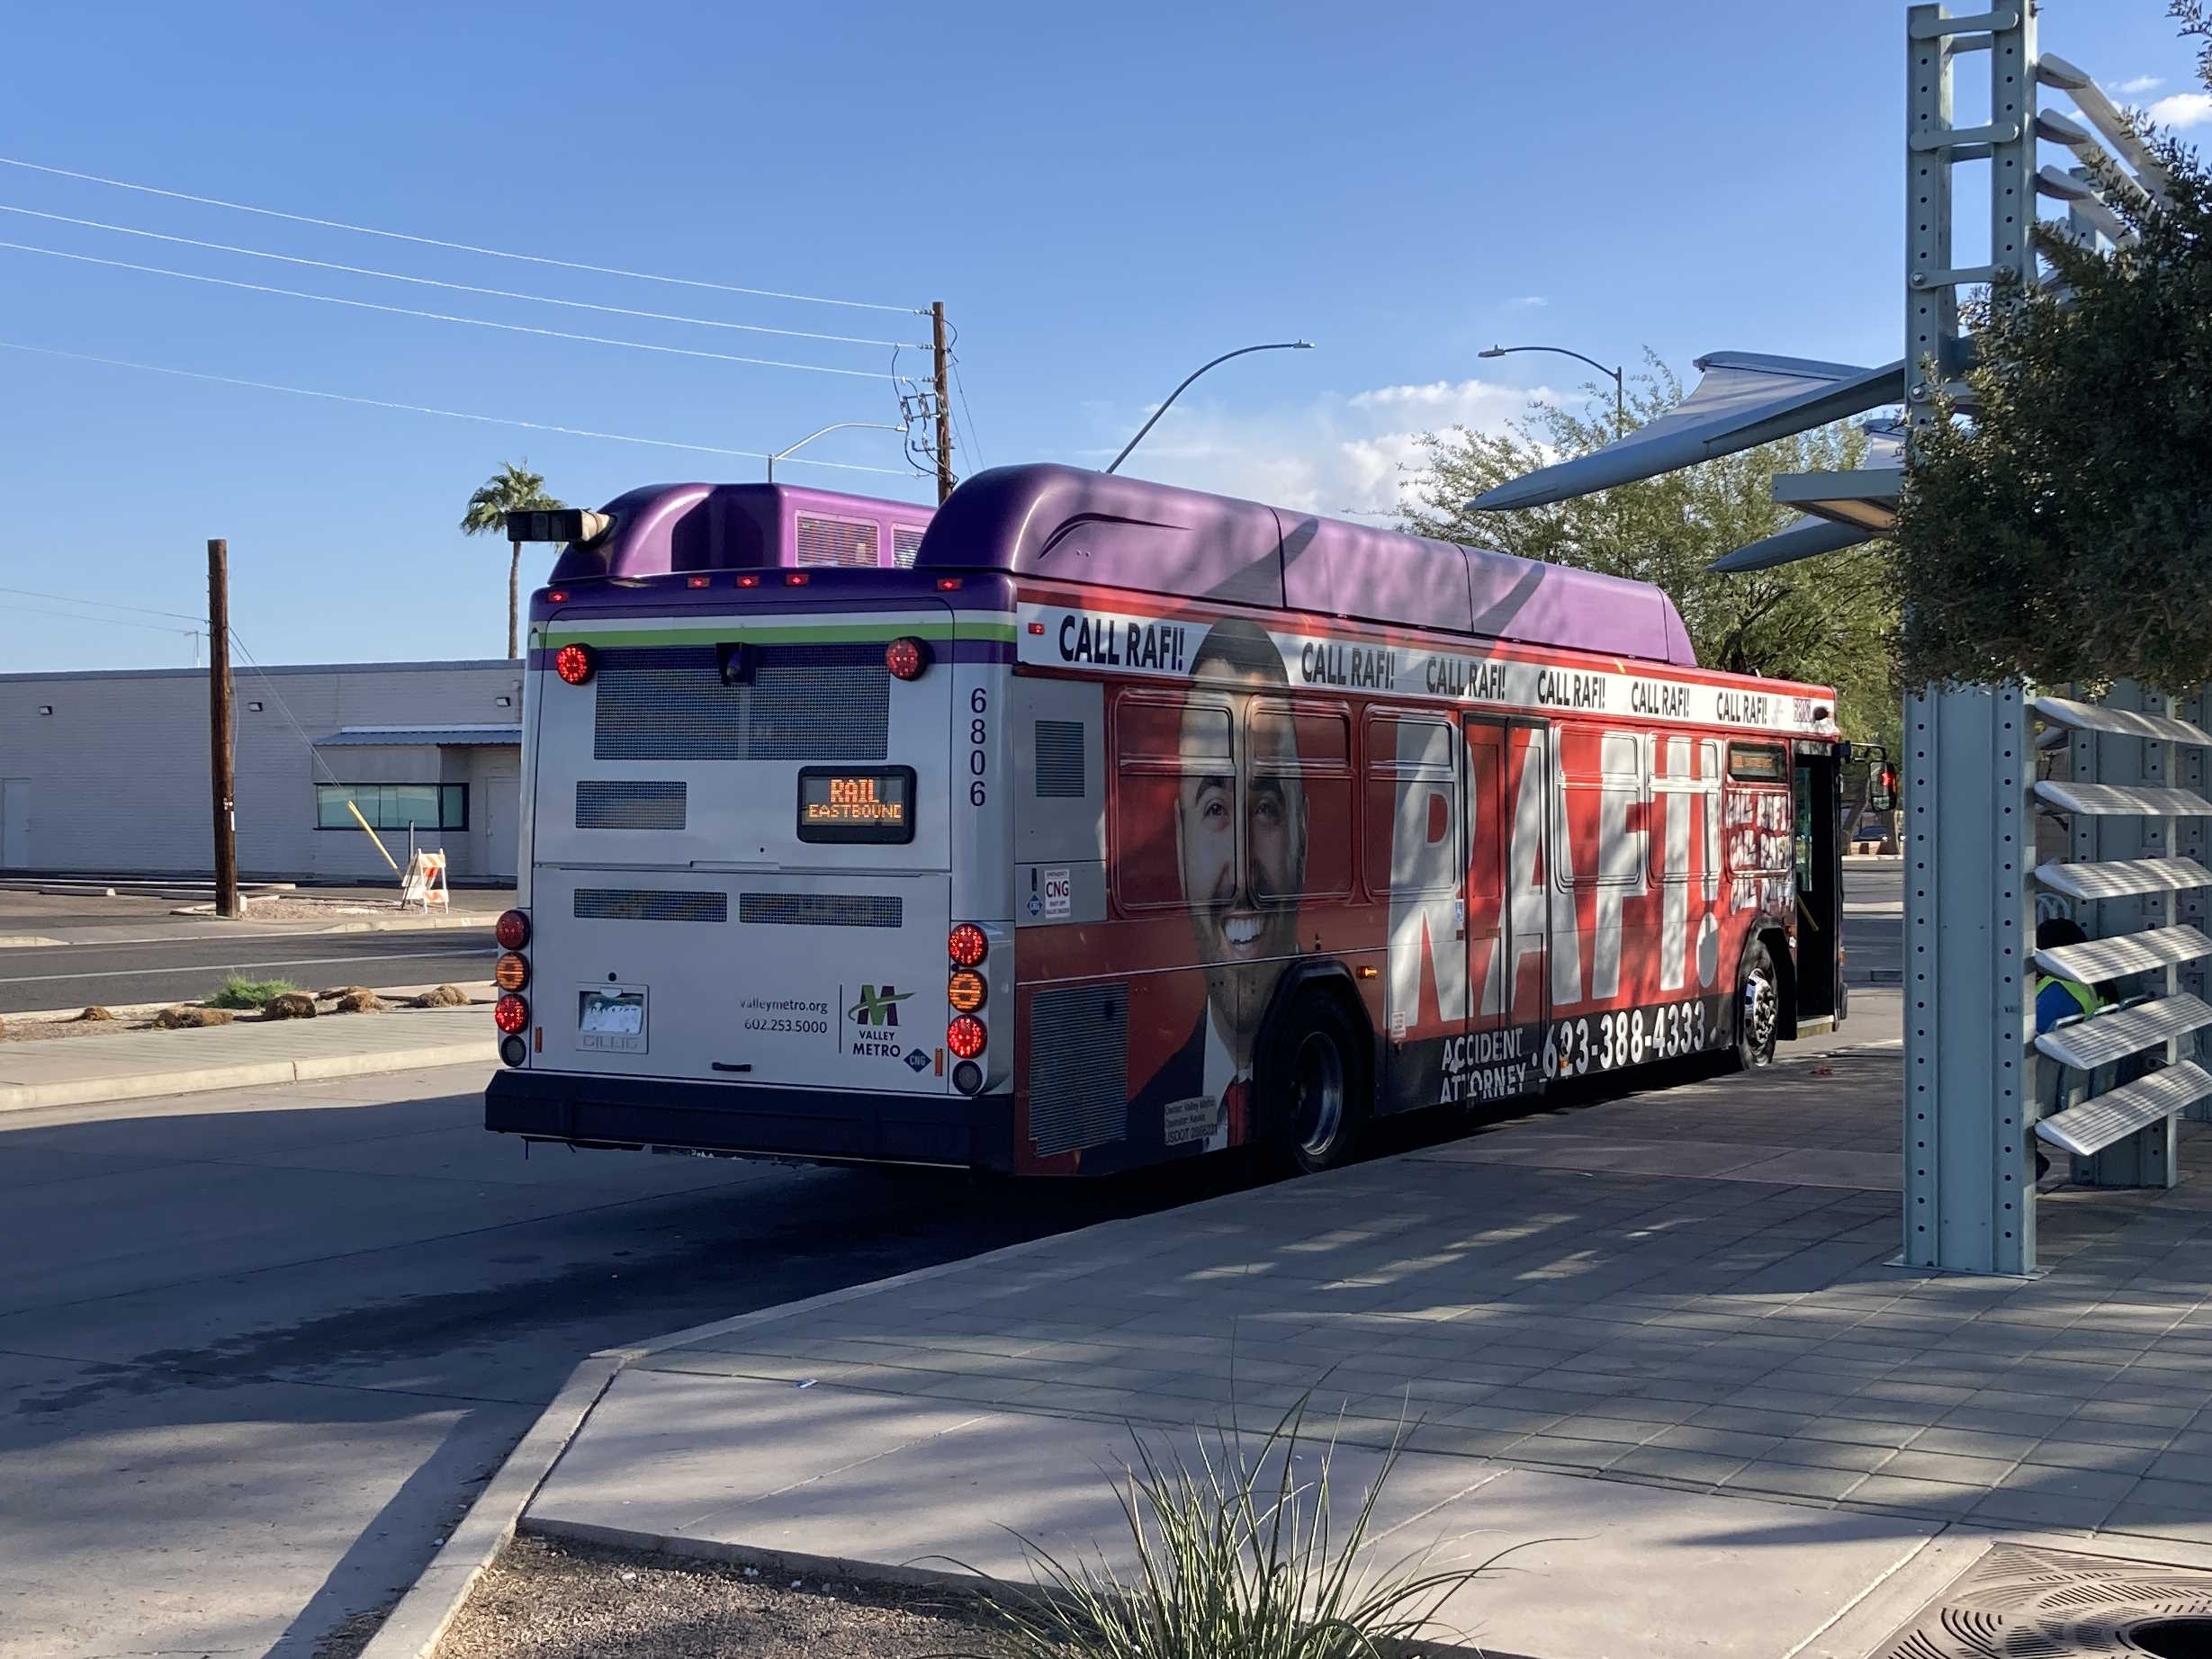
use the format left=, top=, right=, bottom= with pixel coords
left=436, top=1536, right=1025, bottom=1659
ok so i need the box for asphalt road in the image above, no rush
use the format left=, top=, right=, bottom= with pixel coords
left=0, top=1065, right=1242, bottom=1659
left=0, top=928, right=498, bottom=1013
left=1842, top=857, right=1902, bottom=986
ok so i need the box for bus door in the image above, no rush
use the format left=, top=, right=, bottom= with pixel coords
left=1456, top=720, right=1544, bottom=1104
left=1373, top=710, right=1467, bottom=1114
left=1793, top=743, right=1845, bottom=1030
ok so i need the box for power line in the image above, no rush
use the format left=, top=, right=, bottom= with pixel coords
left=0, top=584, right=203, bottom=623
left=0, top=203, right=930, bottom=350
left=1, top=599, right=199, bottom=636
left=0, top=155, right=922, bottom=316
left=0, top=239, right=895, bottom=380
left=226, top=629, right=346, bottom=787
left=951, top=357, right=985, bottom=471
left=0, top=339, right=914, bottom=473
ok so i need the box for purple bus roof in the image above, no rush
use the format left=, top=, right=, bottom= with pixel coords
left=546, top=465, right=1695, bottom=668
left=915, top=464, right=1697, bottom=667
left=546, top=482, right=933, bottom=582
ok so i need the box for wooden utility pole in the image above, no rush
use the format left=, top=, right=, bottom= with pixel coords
left=931, top=300, right=955, bottom=504
left=206, top=538, right=241, bottom=920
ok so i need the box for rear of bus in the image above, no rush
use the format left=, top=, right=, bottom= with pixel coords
left=484, top=489, right=1019, bottom=1170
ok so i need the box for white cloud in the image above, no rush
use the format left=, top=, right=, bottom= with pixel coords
left=2110, top=75, right=2164, bottom=95
left=2148, top=90, right=2212, bottom=129
left=1507, top=294, right=1549, bottom=309
left=1082, top=378, right=1549, bottom=518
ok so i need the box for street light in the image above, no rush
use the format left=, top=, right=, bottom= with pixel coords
left=1106, top=340, right=1314, bottom=475
left=1479, top=344, right=1625, bottom=438
left=766, top=420, right=905, bottom=482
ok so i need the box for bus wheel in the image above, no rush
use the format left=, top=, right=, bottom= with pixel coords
left=1262, top=993, right=1368, bottom=1176
left=1731, top=939, right=1781, bottom=1072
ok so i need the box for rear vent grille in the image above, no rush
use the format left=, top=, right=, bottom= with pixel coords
left=739, top=892, right=903, bottom=928
left=592, top=644, right=888, bottom=762
left=574, top=888, right=727, bottom=923
left=796, top=514, right=878, bottom=568
left=1028, top=982, right=1128, bottom=1157
left=1035, top=720, right=1087, bottom=798
left=575, top=779, right=688, bottom=830
left=892, top=525, right=926, bottom=569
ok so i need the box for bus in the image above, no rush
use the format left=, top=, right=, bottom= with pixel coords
left=485, top=463, right=1848, bottom=1177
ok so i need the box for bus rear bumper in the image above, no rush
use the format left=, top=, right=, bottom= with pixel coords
left=484, top=1069, right=1014, bottom=1172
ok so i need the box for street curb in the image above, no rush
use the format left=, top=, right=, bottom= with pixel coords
left=0, top=1036, right=493, bottom=1113
left=355, top=1356, right=624, bottom=1659
left=0, top=936, right=66, bottom=949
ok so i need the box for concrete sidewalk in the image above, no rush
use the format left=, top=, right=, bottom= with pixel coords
left=0, top=1004, right=491, bottom=1110
left=515, top=1045, right=2212, bottom=1659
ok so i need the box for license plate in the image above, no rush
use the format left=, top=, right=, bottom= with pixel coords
left=578, top=988, right=646, bottom=1052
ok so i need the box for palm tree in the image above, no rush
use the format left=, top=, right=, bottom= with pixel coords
left=461, top=462, right=566, bottom=659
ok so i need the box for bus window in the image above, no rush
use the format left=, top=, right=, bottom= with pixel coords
left=1112, top=690, right=1233, bottom=910
left=1250, top=700, right=1353, bottom=901
left=1556, top=728, right=1647, bottom=892
left=1363, top=712, right=1459, bottom=900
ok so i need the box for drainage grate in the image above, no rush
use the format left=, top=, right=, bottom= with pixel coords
left=1872, top=1546, right=2212, bottom=1659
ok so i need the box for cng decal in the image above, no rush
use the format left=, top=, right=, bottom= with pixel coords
left=846, top=984, right=913, bottom=1060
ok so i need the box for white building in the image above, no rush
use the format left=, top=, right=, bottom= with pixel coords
left=0, top=659, right=524, bottom=883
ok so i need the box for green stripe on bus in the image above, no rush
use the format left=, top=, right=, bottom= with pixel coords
left=539, top=616, right=1016, bottom=649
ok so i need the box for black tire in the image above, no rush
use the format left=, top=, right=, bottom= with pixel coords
left=1729, top=937, right=1782, bottom=1072
left=1255, top=991, right=1371, bottom=1175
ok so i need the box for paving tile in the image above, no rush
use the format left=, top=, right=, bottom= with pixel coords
left=2103, top=1502, right=2212, bottom=1546
left=1793, top=1415, right=1932, bottom=1455
left=1549, top=1414, right=1669, bottom=1447
left=2144, top=1451, right=2212, bottom=1487
left=1758, top=1437, right=1898, bottom=1474
left=2037, top=1441, right=2182, bottom=1476
left=1645, top=1423, right=1785, bottom=1461
left=1606, top=1446, right=1750, bottom=1486
left=1878, top=1448, right=2017, bottom=1489
left=1506, top=1434, right=1632, bottom=1471
left=2000, top=1463, right=2142, bottom=1502
left=1908, top=1426, right=2045, bottom=1462
left=1438, top=1403, right=1563, bottom=1435
left=1719, top=1460, right=1868, bottom=1502
left=2124, top=1476, right=2212, bottom=1512
left=1688, top=1405, right=1818, bottom=1437
left=1846, top=1475, right=1989, bottom=1517
left=1965, top=1486, right=2120, bottom=1530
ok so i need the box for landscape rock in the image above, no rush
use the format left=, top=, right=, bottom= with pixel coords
left=76, top=1006, right=115, bottom=1022
left=412, top=984, right=471, bottom=1008
left=155, top=1007, right=236, bottom=1028
left=332, top=989, right=383, bottom=1013
left=316, top=985, right=375, bottom=1002
left=261, top=993, right=318, bottom=1021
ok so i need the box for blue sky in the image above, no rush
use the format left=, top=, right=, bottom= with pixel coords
left=2, top=1, right=2202, bottom=670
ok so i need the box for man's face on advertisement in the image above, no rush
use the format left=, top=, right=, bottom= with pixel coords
left=1174, top=666, right=1307, bottom=1063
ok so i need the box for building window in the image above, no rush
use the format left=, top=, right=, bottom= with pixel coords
left=317, top=784, right=467, bottom=831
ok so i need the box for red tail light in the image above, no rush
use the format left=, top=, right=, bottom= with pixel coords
left=948, top=923, right=987, bottom=968
left=494, top=994, right=530, bottom=1035
left=737, top=573, right=760, bottom=588
left=494, top=909, right=530, bottom=950
left=686, top=574, right=711, bottom=589
left=947, top=1015, right=986, bottom=1060
left=553, top=643, right=595, bottom=686
left=885, top=637, right=932, bottom=680
left=784, top=571, right=810, bottom=586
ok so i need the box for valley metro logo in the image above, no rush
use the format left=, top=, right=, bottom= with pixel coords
left=847, top=985, right=913, bottom=1027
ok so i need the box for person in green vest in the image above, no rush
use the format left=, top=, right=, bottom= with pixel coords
left=2035, top=917, right=2103, bottom=1034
